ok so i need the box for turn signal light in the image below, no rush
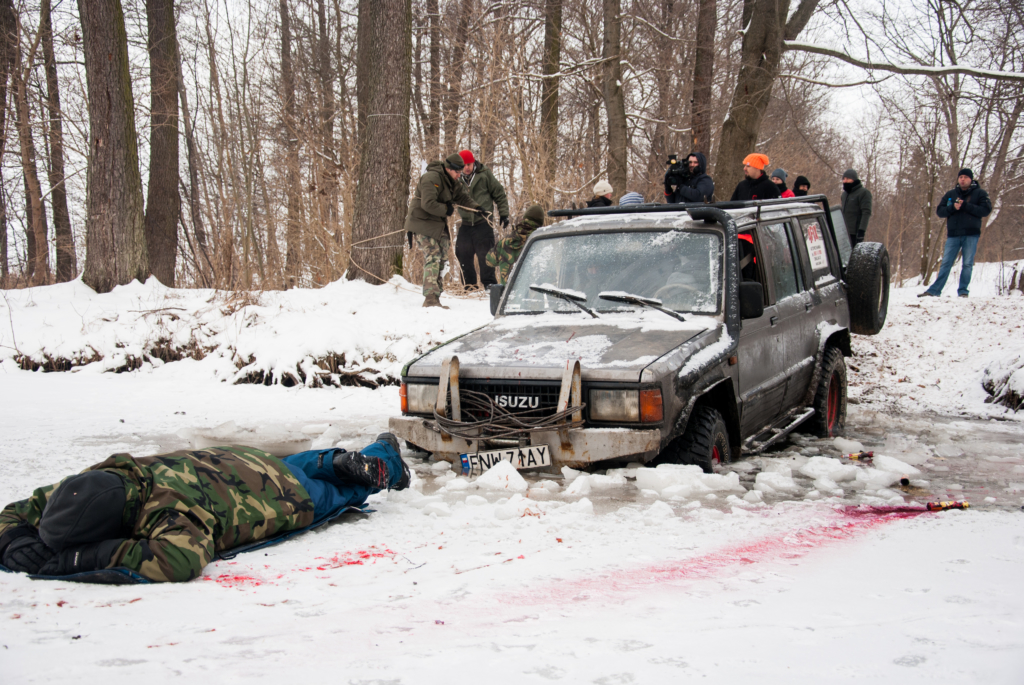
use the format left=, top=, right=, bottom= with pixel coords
left=640, top=389, right=663, bottom=423
left=400, top=383, right=408, bottom=413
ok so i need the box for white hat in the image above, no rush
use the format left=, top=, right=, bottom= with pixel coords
left=593, top=180, right=613, bottom=196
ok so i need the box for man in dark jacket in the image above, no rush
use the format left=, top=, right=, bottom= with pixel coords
left=665, top=152, right=714, bottom=203
left=841, top=169, right=872, bottom=246
left=405, top=153, right=482, bottom=307
left=0, top=434, right=410, bottom=583
left=793, top=176, right=811, bottom=197
left=456, top=150, right=509, bottom=290
left=919, top=168, right=993, bottom=298
left=730, top=153, right=780, bottom=201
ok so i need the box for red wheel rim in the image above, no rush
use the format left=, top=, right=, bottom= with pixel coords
left=711, top=445, right=721, bottom=465
left=827, top=372, right=840, bottom=434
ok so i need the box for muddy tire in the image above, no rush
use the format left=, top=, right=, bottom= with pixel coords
left=666, top=405, right=731, bottom=474
left=810, top=347, right=848, bottom=438
left=846, top=241, right=890, bottom=335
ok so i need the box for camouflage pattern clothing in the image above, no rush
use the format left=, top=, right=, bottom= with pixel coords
left=404, top=159, right=481, bottom=242
left=415, top=233, right=449, bottom=297
left=485, top=205, right=544, bottom=284
left=0, top=447, right=314, bottom=582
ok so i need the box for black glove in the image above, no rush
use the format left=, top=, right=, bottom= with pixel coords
left=37, top=538, right=123, bottom=577
left=500, top=216, right=509, bottom=229
left=0, top=522, right=39, bottom=558
left=445, top=202, right=454, bottom=217
left=2, top=534, right=57, bottom=574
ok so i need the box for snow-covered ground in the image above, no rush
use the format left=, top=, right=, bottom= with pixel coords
left=1, top=273, right=1023, bottom=683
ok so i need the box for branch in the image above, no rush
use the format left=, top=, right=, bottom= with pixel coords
left=784, top=41, right=1024, bottom=83
left=784, top=0, right=820, bottom=41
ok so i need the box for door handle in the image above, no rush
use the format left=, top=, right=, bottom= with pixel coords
left=770, top=316, right=778, bottom=326
left=805, top=302, right=813, bottom=311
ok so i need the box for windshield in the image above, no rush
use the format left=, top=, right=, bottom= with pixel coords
left=503, top=229, right=723, bottom=315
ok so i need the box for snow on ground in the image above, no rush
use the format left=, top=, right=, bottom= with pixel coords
left=1, top=272, right=1023, bottom=682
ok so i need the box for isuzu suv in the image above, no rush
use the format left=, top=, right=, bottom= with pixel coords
left=389, top=197, right=889, bottom=473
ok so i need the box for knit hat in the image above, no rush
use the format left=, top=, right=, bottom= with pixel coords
left=842, top=168, right=859, bottom=181
left=619, top=192, right=644, bottom=205
left=593, top=180, right=613, bottom=196
left=794, top=175, right=810, bottom=189
left=39, top=471, right=128, bottom=552
left=958, top=168, right=974, bottom=180
left=771, top=168, right=787, bottom=182
left=444, top=153, right=465, bottom=170
left=523, top=204, right=545, bottom=227
left=742, top=153, right=770, bottom=171
left=459, top=150, right=475, bottom=168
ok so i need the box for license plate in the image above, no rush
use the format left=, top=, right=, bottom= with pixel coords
left=460, top=445, right=551, bottom=475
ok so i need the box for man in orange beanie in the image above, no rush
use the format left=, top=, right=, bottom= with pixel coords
left=730, top=153, right=781, bottom=202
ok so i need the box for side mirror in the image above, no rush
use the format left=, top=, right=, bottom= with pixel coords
left=739, top=282, right=764, bottom=319
left=489, top=284, right=505, bottom=316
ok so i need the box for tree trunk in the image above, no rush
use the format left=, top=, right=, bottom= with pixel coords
left=144, top=0, right=180, bottom=286
left=441, top=0, right=472, bottom=152
left=14, top=23, right=49, bottom=286
left=691, top=0, right=716, bottom=157
left=78, top=0, right=148, bottom=293
left=541, top=0, right=561, bottom=204
left=425, top=0, right=440, bottom=160
left=602, top=0, right=627, bottom=196
left=716, top=0, right=818, bottom=195
left=348, top=0, right=410, bottom=284
left=41, top=0, right=75, bottom=282
left=317, top=0, right=339, bottom=253
left=0, top=0, right=14, bottom=283
left=175, top=32, right=211, bottom=286
left=649, top=0, right=676, bottom=194
left=280, top=0, right=302, bottom=288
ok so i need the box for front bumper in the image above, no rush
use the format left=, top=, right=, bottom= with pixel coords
left=389, top=415, right=662, bottom=468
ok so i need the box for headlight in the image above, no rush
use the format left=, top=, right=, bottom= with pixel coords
left=590, top=389, right=639, bottom=422
left=406, top=383, right=439, bottom=414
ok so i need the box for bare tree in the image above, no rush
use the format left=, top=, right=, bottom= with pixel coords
left=348, top=0, right=411, bottom=284
left=78, top=0, right=149, bottom=293
left=0, top=0, right=14, bottom=283
left=280, top=0, right=302, bottom=288
left=691, top=0, right=716, bottom=156
left=602, top=0, right=627, bottom=195
left=540, top=0, right=562, bottom=203
left=41, top=0, right=75, bottom=282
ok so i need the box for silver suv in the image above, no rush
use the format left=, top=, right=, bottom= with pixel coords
left=390, top=197, right=889, bottom=473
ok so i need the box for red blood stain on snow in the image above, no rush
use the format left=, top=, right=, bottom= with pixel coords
left=509, top=505, right=930, bottom=605
left=202, top=574, right=264, bottom=588
left=310, top=546, right=396, bottom=571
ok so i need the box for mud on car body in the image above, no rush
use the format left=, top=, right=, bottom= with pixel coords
left=390, top=196, right=889, bottom=472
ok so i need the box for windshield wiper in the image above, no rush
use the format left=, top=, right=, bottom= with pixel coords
left=530, top=284, right=599, bottom=318
left=598, top=291, right=686, bottom=322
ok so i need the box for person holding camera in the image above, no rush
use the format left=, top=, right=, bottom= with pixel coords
left=918, top=168, right=992, bottom=298
left=664, top=152, right=714, bottom=204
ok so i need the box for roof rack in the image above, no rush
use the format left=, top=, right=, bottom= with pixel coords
left=546, top=194, right=831, bottom=218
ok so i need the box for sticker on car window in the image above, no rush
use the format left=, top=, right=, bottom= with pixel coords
left=804, top=221, right=829, bottom=271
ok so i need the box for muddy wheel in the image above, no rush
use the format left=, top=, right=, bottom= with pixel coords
left=810, top=347, right=848, bottom=438
left=846, top=241, right=890, bottom=335
left=661, top=405, right=731, bottom=474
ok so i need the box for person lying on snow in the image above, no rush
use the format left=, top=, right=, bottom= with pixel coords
left=0, top=433, right=409, bottom=582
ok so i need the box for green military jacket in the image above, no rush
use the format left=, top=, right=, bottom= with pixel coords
left=457, top=163, right=509, bottom=226
left=405, top=160, right=480, bottom=242
left=0, top=447, right=314, bottom=582
left=485, top=221, right=539, bottom=284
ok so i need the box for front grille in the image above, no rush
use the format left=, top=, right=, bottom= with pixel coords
left=459, top=380, right=563, bottom=420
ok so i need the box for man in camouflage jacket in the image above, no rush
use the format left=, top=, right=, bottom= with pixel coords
left=404, top=153, right=482, bottom=308
left=485, top=204, right=545, bottom=284
left=0, top=434, right=409, bottom=582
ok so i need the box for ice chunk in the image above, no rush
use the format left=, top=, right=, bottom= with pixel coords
left=443, top=478, right=471, bottom=491
left=872, top=454, right=922, bottom=476
left=495, top=494, right=542, bottom=520
left=588, top=474, right=627, bottom=489
left=761, top=461, right=793, bottom=477
left=561, top=466, right=582, bottom=483
left=743, top=490, right=764, bottom=503
left=536, top=480, right=561, bottom=493
left=561, top=497, right=594, bottom=515
left=855, top=467, right=900, bottom=488
left=562, top=475, right=592, bottom=497
left=644, top=500, right=675, bottom=523
left=465, top=495, right=488, bottom=506
left=475, top=461, right=529, bottom=493
left=754, top=471, right=801, bottom=493
left=812, top=477, right=843, bottom=497
left=430, top=460, right=454, bottom=474
left=833, top=437, right=865, bottom=454
left=422, top=501, right=452, bottom=517
left=799, top=456, right=857, bottom=482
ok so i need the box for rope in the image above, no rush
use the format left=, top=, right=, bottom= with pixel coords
left=433, top=388, right=585, bottom=440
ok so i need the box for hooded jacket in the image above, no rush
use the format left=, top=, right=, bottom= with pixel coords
left=730, top=171, right=781, bottom=202
left=666, top=152, right=715, bottom=203
left=936, top=181, right=992, bottom=237
left=405, top=160, right=481, bottom=241
left=485, top=207, right=544, bottom=284
left=841, top=180, right=872, bottom=243
left=457, top=162, right=509, bottom=226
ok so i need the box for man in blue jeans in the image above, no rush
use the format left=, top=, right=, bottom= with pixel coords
left=920, top=168, right=992, bottom=298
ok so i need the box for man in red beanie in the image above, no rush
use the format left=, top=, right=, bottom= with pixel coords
left=456, top=150, right=508, bottom=290
left=730, top=153, right=781, bottom=202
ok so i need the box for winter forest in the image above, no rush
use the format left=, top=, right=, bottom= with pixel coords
left=0, top=0, right=1021, bottom=293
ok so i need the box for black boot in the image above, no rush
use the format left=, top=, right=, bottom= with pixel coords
left=376, top=432, right=411, bottom=490
left=332, top=450, right=389, bottom=489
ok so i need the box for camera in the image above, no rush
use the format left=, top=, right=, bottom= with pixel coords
left=665, top=153, right=689, bottom=190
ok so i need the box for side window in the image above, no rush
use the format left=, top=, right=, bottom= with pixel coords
left=800, top=216, right=837, bottom=286
left=760, top=222, right=799, bottom=301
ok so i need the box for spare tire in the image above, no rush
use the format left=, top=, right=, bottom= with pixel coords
left=846, top=241, right=890, bottom=335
